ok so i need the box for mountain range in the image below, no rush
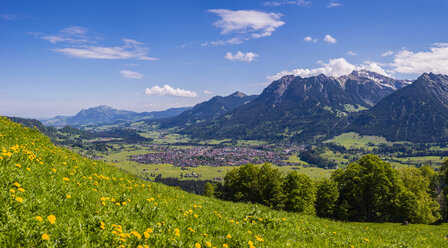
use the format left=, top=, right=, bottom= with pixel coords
left=181, top=70, right=412, bottom=142
left=38, top=70, right=448, bottom=143
left=42, top=105, right=192, bottom=127
left=158, top=91, right=258, bottom=128
left=349, top=73, right=448, bottom=142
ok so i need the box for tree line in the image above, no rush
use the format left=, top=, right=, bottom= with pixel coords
left=204, top=154, right=448, bottom=224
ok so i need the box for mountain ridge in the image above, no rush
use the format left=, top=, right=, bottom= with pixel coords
left=42, top=105, right=192, bottom=127
left=181, top=70, right=411, bottom=142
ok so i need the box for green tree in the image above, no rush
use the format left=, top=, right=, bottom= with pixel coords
left=203, top=182, right=215, bottom=198
left=223, top=163, right=284, bottom=208
left=258, top=163, right=284, bottom=209
left=331, top=154, right=403, bottom=222
left=283, top=171, right=316, bottom=214
left=223, top=163, right=261, bottom=202
left=315, top=178, right=339, bottom=218
left=396, top=167, right=440, bottom=224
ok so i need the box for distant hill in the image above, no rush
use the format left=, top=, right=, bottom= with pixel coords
left=182, top=70, right=409, bottom=142
left=159, top=91, right=258, bottom=128
left=42, top=105, right=191, bottom=127
left=349, top=73, right=448, bottom=142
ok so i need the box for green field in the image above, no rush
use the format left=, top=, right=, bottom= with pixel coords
left=325, top=132, right=391, bottom=149
left=2, top=117, right=448, bottom=247
left=99, top=145, right=333, bottom=181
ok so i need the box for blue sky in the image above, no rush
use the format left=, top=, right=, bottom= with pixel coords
left=1, top=0, right=448, bottom=118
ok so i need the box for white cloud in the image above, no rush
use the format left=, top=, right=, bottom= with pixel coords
left=323, top=34, right=337, bottom=44
left=201, top=37, right=245, bottom=46
left=41, top=36, right=65, bottom=44
left=54, top=39, right=157, bottom=60
left=145, top=85, right=197, bottom=98
left=120, top=70, right=144, bottom=79
left=39, top=26, right=92, bottom=44
left=390, top=43, right=448, bottom=74
left=1, top=13, right=28, bottom=20
left=203, top=90, right=213, bottom=94
left=267, top=58, right=388, bottom=81
left=327, top=1, right=341, bottom=8
left=208, top=9, right=285, bottom=39
left=224, top=51, right=258, bottom=62
left=304, top=36, right=318, bottom=43
left=264, top=0, right=311, bottom=7
left=346, top=51, right=357, bottom=56
left=35, top=26, right=157, bottom=60
left=382, top=50, right=394, bottom=56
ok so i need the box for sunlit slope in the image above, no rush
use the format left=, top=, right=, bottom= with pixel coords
left=0, top=117, right=447, bottom=247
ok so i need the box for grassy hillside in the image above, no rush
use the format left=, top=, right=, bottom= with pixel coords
left=1, top=116, right=448, bottom=247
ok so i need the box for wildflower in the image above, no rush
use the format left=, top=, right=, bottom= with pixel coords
left=15, top=164, right=21, bottom=168
left=256, top=236, right=264, bottom=242
left=364, top=238, right=369, bottom=242
left=195, top=243, right=201, bottom=248
left=13, top=182, right=21, bottom=187
left=62, top=177, right=69, bottom=181
left=42, top=233, right=50, bottom=240
left=100, top=222, right=105, bottom=229
left=194, top=214, right=198, bottom=218
left=333, top=232, right=336, bottom=235
left=47, top=215, right=56, bottom=224
left=51, top=168, right=56, bottom=172
left=226, top=234, right=232, bottom=239
left=223, top=244, right=229, bottom=248
left=206, top=241, right=212, bottom=247
left=9, top=189, right=15, bottom=193
left=36, top=216, right=43, bottom=222
left=248, top=241, right=254, bottom=246
left=131, top=231, right=141, bottom=239
left=15, top=197, right=23, bottom=203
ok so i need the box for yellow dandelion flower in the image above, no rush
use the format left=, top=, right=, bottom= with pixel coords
left=131, top=231, right=141, bottom=239
left=364, top=238, right=369, bottom=242
left=62, top=177, right=69, bottom=181
left=206, top=241, right=212, bottom=247
left=35, top=216, right=43, bottom=222
left=227, top=234, right=232, bottom=239
left=15, top=197, right=23, bottom=203
left=100, top=222, right=105, bottom=229
left=13, top=182, right=21, bottom=187
left=41, top=233, right=50, bottom=240
left=248, top=241, right=254, bottom=246
left=9, top=189, right=15, bottom=193
left=195, top=243, right=201, bottom=248
left=26, top=167, right=31, bottom=171
left=51, top=168, right=56, bottom=172
left=15, top=164, right=21, bottom=168
left=223, top=244, right=229, bottom=248
left=47, top=215, right=56, bottom=224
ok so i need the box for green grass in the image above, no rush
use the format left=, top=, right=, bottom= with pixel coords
left=325, top=132, right=391, bottom=149
left=101, top=148, right=332, bottom=181
left=2, top=117, right=448, bottom=247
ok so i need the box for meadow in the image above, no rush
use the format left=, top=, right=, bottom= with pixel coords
left=1, top=116, right=448, bottom=247
left=100, top=145, right=332, bottom=181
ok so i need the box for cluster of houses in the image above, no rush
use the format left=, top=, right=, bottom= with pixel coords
left=129, top=145, right=299, bottom=167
